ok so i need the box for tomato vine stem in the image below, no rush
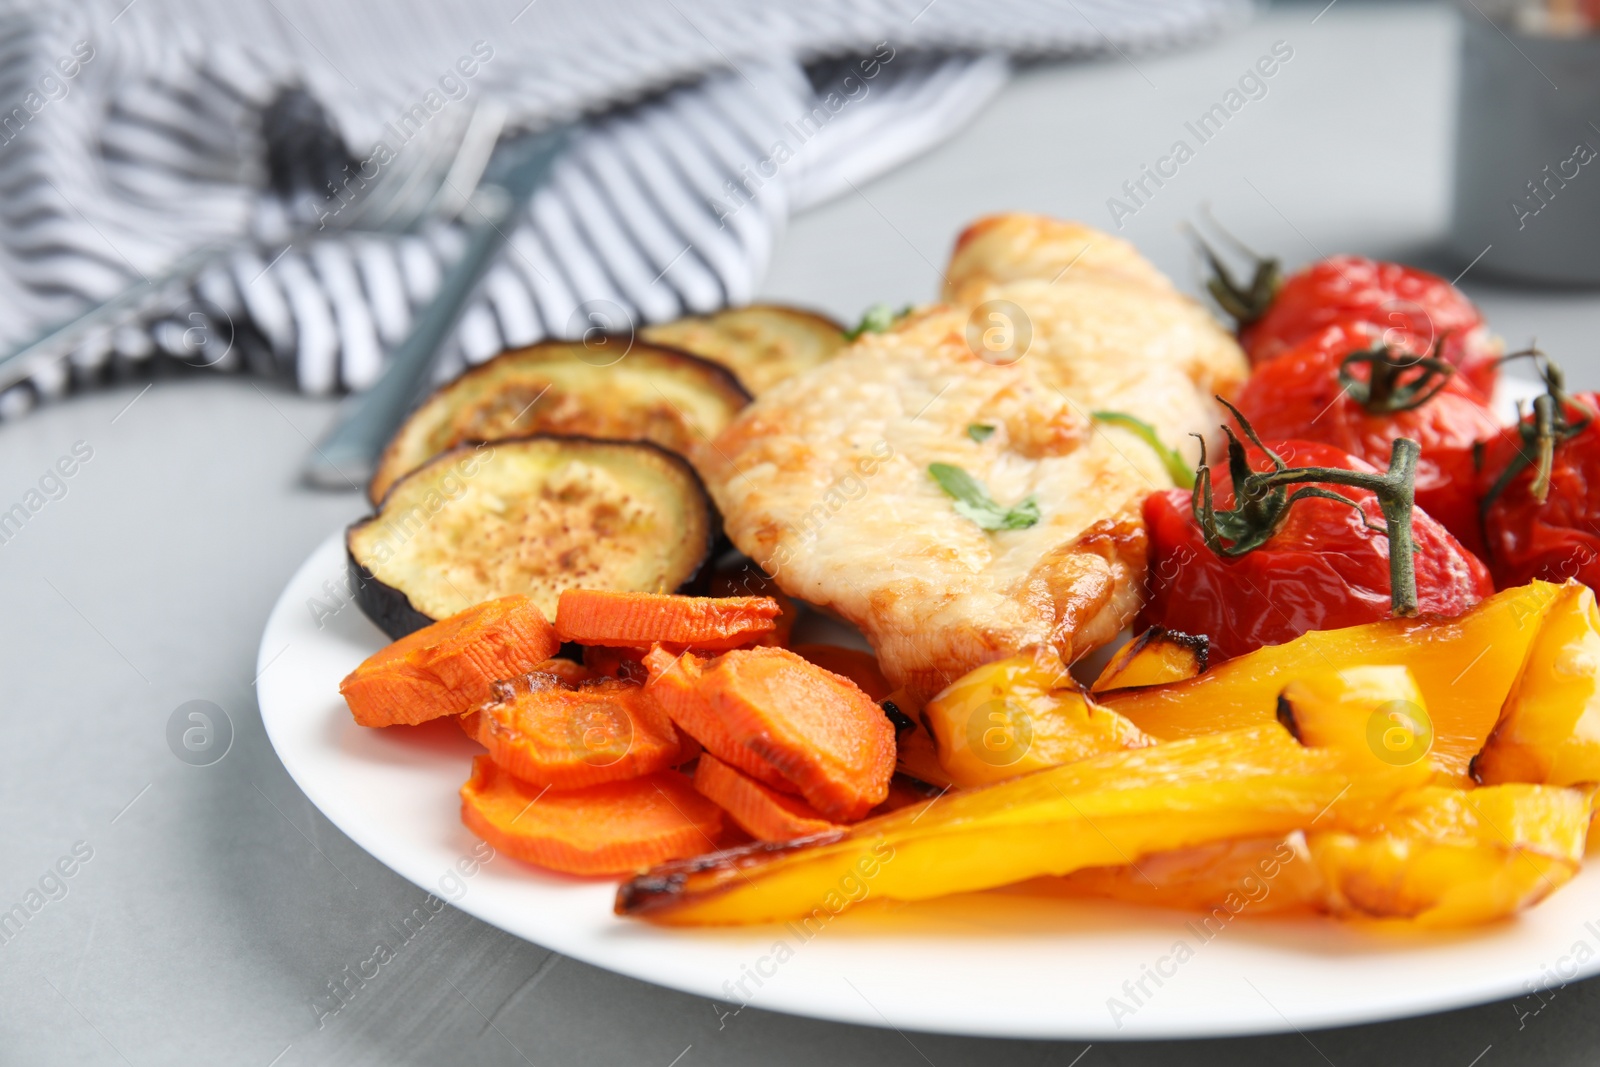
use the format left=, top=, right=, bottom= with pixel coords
left=1192, top=399, right=1421, bottom=617
left=1480, top=350, right=1596, bottom=513
left=1337, top=340, right=1455, bottom=415
left=1185, top=216, right=1282, bottom=325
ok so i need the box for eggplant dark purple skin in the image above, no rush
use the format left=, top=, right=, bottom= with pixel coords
left=347, top=433, right=722, bottom=640
left=348, top=533, right=723, bottom=641
left=345, top=541, right=435, bottom=640
left=367, top=338, right=752, bottom=505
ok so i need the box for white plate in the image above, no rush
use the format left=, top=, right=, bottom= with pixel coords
left=259, top=530, right=1599, bottom=1039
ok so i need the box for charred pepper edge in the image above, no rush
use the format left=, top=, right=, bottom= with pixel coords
left=881, top=700, right=917, bottom=735
left=1152, top=627, right=1211, bottom=675
left=613, top=829, right=853, bottom=916
left=1102, top=626, right=1211, bottom=682
left=1274, top=693, right=1303, bottom=743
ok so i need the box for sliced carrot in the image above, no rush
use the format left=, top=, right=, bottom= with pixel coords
left=693, top=753, right=841, bottom=842
left=340, top=596, right=559, bottom=727
left=645, top=646, right=897, bottom=818
left=460, top=672, right=683, bottom=789
left=582, top=643, right=649, bottom=681
left=642, top=647, right=798, bottom=792
left=790, top=644, right=893, bottom=701
left=555, top=589, right=779, bottom=651
left=536, top=657, right=596, bottom=685
left=449, top=656, right=607, bottom=739
left=700, top=647, right=896, bottom=821
left=710, top=566, right=798, bottom=647
left=460, top=757, right=721, bottom=876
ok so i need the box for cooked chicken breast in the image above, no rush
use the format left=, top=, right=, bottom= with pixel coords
left=700, top=215, right=1249, bottom=701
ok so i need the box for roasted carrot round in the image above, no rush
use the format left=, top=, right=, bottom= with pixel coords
left=534, top=657, right=597, bottom=685
left=709, top=565, right=798, bottom=647
left=702, top=647, right=896, bottom=821
left=693, top=753, right=840, bottom=842
left=460, top=757, right=721, bottom=876
left=461, top=672, right=683, bottom=789
left=340, top=596, right=559, bottom=727
left=555, top=589, right=780, bottom=651
left=582, top=643, right=649, bottom=681
left=642, top=647, right=799, bottom=792
left=789, top=644, right=893, bottom=701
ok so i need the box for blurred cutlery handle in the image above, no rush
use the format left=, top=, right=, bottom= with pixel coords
left=300, top=127, right=570, bottom=492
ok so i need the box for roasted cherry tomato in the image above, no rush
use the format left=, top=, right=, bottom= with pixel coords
left=1232, top=319, right=1501, bottom=557
left=1203, top=246, right=1500, bottom=397
left=1142, top=424, right=1492, bottom=661
left=1478, top=361, right=1600, bottom=591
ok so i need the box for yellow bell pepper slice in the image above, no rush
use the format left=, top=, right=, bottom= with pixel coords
left=1040, top=833, right=1324, bottom=915
left=1045, top=784, right=1591, bottom=927
left=1474, top=582, right=1600, bottom=787
left=1308, top=783, right=1592, bottom=927
left=921, top=647, right=1151, bottom=787
left=617, top=724, right=1401, bottom=925
left=1101, top=582, right=1564, bottom=777
left=1090, top=628, right=1208, bottom=692
left=1277, top=665, right=1440, bottom=784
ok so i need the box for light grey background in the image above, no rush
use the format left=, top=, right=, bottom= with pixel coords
left=3, top=2, right=1599, bottom=1064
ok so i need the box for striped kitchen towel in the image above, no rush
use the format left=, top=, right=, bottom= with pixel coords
left=0, top=0, right=1249, bottom=417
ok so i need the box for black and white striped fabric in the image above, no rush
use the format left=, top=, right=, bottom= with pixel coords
left=0, top=0, right=1248, bottom=417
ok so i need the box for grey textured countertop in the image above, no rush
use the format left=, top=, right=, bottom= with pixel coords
left=5, top=3, right=1600, bottom=1064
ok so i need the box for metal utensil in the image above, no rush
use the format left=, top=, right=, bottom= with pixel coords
left=300, top=125, right=572, bottom=491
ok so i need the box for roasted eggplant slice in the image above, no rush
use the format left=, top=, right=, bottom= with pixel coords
left=641, top=304, right=847, bottom=395
left=350, top=436, right=715, bottom=638
left=368, top=341, right=749, bottom=504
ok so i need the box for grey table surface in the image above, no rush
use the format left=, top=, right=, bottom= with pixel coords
left=5, top=2, right=1600, bottom=1064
